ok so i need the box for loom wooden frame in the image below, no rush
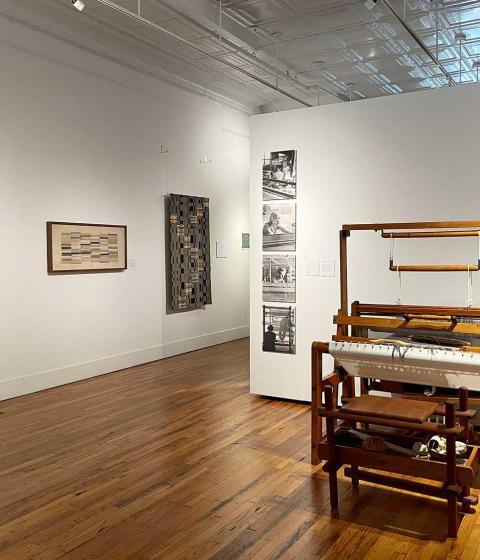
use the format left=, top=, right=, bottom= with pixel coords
left=311, top=220, right=480, bottom=538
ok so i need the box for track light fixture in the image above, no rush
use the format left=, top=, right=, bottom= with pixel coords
left=72, top=0, right=85, bottom=11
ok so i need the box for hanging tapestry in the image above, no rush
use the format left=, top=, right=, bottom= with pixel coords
left=169, top=194, right=212, bottom=311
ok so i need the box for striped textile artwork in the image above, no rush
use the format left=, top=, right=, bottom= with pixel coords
left=47, top=222, right=127, bottom=273
left=169, top=194, right=212, bottom=311
left=61, top=232, right=119, bottom=264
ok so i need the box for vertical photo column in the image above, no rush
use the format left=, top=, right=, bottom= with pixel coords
left=261, top=150, right=297, bottom=355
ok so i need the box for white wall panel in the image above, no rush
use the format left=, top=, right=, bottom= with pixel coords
left=250, top=85, right=480, bottom=401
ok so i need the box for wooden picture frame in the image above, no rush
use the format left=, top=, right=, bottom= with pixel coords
left=46, top=221, right=127, bottom=274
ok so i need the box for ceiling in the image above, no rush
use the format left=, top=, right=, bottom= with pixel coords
left=3, top=0, right=480, bottom=113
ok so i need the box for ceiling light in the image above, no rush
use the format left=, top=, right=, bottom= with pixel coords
left=72, top=0, right=85, bottom=11
left=364, top=0, right=377, bottom=10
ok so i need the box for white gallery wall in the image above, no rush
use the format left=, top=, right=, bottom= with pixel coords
left=0, top=16, right=250, bottom=401
left=250, top=84, right=480, bottom=401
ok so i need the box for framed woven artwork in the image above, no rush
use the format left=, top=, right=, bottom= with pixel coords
left=169, top=194, right=212, bottom=311
left=47, top=221, right=127, bottom=274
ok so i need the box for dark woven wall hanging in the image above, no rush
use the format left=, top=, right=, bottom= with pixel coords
left=169, top=194, right=212, bottom=311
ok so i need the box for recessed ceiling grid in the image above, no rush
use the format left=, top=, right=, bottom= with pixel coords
left=4, top=0, right=480, bottom=111
left=216, top=0, right=480, bottom=100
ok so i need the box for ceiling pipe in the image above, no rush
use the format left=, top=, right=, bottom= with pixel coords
left=93, top=0, right=316, bottom=107
left=73, top=4, right=269, bottom=105
left=155, top=1, right=308, bottom=96
left=381, top=0, right=456, bottom=86
left=1, top=1, right=253, bottom=113
left=205, top=0, right=343, bottom=101
left=152, top=0, right=341, bottom=103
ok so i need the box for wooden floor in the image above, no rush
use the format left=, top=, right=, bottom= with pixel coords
left=2, top=339, right=480, bottom=559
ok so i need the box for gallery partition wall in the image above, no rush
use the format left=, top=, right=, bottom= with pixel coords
left=249, top=84, right=480, bottom=401
left=0, top=15, right=250, bottom=401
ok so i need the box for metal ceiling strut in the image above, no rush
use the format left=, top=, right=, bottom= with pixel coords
left=381, top=0, right=456, bottom=86
left=153, top=0, right=339, bottom=102
left=93, top=0, right=316, bottom=107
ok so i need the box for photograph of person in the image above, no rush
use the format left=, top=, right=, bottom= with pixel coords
left=262, top=305, right=296, bottom=354
left=263, top=150, right=297, bottom=201
left=262, top=203, right=296, bottom=251
left=262, top=254, right=296, bottom=303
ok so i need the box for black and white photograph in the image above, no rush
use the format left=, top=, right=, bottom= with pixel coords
left=262, top=202, right=296, bottom=251
left=263, top=150, right=297, bottom=200
left=262, top=254, right=296, bottom=303
left=262, top=305, right=296, bottom=354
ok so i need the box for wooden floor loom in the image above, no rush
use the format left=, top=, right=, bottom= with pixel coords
left=311, top=221, right=480, bottom=538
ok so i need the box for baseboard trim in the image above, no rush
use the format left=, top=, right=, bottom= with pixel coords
left=0, top=326, right=249, bottom=402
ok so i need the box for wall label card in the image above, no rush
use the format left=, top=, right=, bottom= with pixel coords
left=216, top=241, right=227, bottom=258
left=305, top=259, right=320, bottom=276
left=320, top=259, right=336, bottom=277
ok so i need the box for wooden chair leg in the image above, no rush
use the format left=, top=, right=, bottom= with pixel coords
left=462, top=486, right=471, bottom=514
left=332, top=383, right=339, bottom=429
left=311, top=343, right=322, bottom=465
left=459, top=387, right=470, bottom=442
left=328, top=473, right=338, bottom=509
left=325, top=385, right=338, bottom=509
left=446, top=402, right=458, bottom=538
left=448, top=494, right=458, bottom=538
